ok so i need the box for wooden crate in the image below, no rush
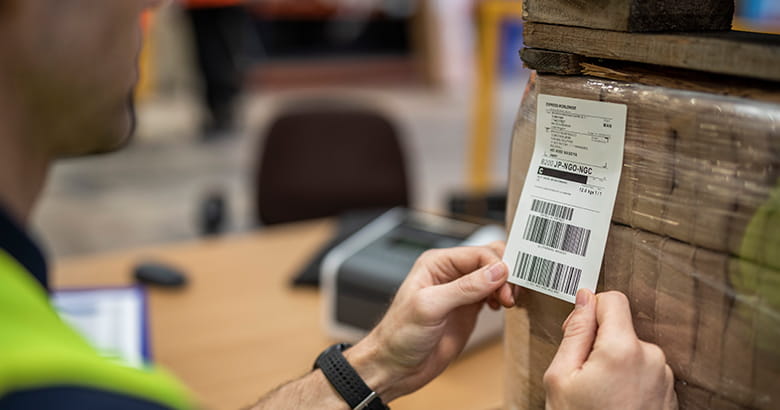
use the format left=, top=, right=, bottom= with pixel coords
left=522, top=0, right=733, bottom=32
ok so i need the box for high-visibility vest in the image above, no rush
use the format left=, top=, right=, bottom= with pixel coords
left=0, top=250, right=193, bottom=409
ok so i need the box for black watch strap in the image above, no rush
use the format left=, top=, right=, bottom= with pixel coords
left=314, top=343, right=389, bottom=410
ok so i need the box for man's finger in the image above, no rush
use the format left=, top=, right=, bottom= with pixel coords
left=419, top=246, right=502, bottom=284
left=487, top=298, right=500, bottom=310
left=595, top=291, right=637, bottom=340
left=485, top=241, right=506, bottom=257
left=424, top=262, right=508, bottom=318
left=546, top=289, right=597, bottom=375
left=494, top=283, right=515, bottom=307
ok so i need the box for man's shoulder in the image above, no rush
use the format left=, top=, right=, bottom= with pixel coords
left=0, top=252, right=192, bottom=410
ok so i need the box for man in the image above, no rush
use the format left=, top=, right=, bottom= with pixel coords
left=0, top=1, right=677, bottom=409
left=182, top=0, right=253, bottom=139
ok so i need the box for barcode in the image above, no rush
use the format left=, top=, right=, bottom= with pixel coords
left=523, top=215, right=591, bottom=256
left=513, top=252, right=582, bottom=296
left=531, top=199, right=574, bottom=221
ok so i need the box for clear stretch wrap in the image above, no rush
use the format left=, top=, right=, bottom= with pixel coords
left=505, top=74, right=780, bottom=410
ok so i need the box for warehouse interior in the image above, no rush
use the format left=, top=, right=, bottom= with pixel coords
left=4, top=1, right=779, bottom=409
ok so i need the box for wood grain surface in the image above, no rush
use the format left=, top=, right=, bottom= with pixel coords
left=523, top=0, right=733, bottom=32
left=524, top=23, right=780, bottom=82
left=520, top=48, right=780, bottom=103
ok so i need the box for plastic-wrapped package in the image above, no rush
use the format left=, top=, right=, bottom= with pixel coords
left=505, top=74, right=780, bottom=409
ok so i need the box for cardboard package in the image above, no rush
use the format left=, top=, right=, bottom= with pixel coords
left=505, top=74, right=780, bottom=409
left=508, top=74, right=780, bottom=267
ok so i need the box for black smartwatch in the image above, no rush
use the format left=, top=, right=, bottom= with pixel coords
left=313, top=343, right=389, bottom=410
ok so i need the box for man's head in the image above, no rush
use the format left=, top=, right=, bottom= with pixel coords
left=0, top=0, right=163, bottom=158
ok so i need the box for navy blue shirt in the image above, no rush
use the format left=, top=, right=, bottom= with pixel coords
left=0, top=204, right=48, bottom=290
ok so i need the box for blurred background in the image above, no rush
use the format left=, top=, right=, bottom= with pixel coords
left=32, top=0, right=780, bottom=260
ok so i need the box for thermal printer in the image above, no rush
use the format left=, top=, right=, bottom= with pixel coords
left=321, top=208, right=506, bottom=349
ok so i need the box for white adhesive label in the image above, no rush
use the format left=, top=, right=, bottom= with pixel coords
left=504, top=94, right=627, bottom=303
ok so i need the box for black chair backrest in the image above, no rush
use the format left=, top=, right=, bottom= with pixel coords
left=255, top=101, right=410, bottom=225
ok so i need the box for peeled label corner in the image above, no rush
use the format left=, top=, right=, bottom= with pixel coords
left=503, top=94, right=627, bottom=303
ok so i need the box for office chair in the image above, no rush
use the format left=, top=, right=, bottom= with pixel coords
left=254, top=98, right=410, bottom=226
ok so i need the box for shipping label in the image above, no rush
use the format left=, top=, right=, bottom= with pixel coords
left=504, top=94, right=627, bottom=303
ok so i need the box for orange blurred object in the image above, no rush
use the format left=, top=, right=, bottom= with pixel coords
left=140, top=10, right=151, bottom=31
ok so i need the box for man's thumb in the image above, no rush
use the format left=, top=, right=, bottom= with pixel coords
left=430, top=262, right=508, bottom=316
left=547, top=289, right=598, bottom=375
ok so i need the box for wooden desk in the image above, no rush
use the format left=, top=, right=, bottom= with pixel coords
left=53, top=219, right=504, bottom=410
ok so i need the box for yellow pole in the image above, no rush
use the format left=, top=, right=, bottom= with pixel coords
left=136, top=11, right=156, bottom=101
left=468, top=0, right=523, bottom=193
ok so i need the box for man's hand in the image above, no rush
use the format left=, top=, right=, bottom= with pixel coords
left=543, top=290, right=678, bottom=410
left=250, top=244, right=513, bottom=409
left=344, top=243, right=514, bottom=402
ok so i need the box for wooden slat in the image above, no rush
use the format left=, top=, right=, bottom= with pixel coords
left=519, top=48, right=585, bottom=75
left=579, top=62, right=780, bottom=103
left=524, top=23, right=780, bottom=82
left=519, top=48, right=780, bottom=103
left=523, top=0, right=734, bottom=32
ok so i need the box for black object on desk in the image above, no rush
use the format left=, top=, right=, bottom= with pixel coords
left=134, top=262, right=188, bottom=289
